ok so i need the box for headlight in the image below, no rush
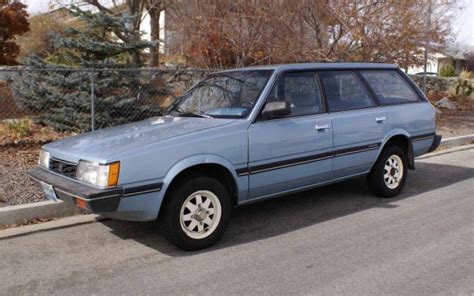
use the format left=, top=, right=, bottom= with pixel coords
left=38, top=150, right=50, bottom=168
left=76, top=161, right=120, bottom=187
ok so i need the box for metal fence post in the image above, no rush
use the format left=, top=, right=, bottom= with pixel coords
left=422, top=0, right=432, bottom=94
left=90, top=72, right=95, bottom=131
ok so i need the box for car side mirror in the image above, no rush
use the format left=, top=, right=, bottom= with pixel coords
left=261, top=101, right=291, bottom=119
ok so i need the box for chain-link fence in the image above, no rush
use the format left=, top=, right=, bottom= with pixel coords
left=0, top=67, right=217, bottom=132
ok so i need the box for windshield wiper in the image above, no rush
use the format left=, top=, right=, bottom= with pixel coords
left=166, top=98, right=211, bottom=118
left=166, top=95, right=184, bottom=114
left=178, top=111, right=212, bottom=118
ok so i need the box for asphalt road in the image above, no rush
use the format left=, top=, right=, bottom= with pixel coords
left=1, top=149, right=473, bottom=295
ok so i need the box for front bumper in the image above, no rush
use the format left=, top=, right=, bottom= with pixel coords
left=28, top=167, right=122, bottom=212
left=428, top=134, right=442, bottom=153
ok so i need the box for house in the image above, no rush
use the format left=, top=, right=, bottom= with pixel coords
left=407, top=45, right=474, bottom=76
left=117, top=4, right=167, bottom=55
left=436, top=45, right=474, bottom=75
left=93, top=2, right=194, bottom=58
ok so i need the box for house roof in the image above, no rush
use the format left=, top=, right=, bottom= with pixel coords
left=444, top=45, right=474, bottom=60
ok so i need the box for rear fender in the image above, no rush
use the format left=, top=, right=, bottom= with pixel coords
left=376, top=129, right=415, bottom=170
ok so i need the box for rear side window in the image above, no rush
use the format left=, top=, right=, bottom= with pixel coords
left=319, top=71, right=375, bottom=112
left=360, top=70, right=421, bottom=105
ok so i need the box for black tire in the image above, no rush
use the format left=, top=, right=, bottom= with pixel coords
left=367, top=145, right=408, bottom=198
left=162, top=176, right=232, bottom=251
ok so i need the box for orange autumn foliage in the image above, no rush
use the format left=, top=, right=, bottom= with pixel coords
left=0, top=2, right=29, bottom=65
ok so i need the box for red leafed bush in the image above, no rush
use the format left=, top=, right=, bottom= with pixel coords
left=0, top=2, right=29, bottom=65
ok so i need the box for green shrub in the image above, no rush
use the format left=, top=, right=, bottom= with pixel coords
left=2, top=118, right=32, bottom=139
left=440, top=64, right=456, bottom=77
left=11, top=7, right=160, bottom=132
left=455, top=79, right=473, bottom=96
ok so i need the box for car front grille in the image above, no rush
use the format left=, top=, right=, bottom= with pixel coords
left=49, top=158, right=77, bottom=178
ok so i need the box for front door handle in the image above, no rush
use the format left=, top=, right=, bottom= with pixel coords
left=315, top=124, right=331, bottom=130
left=375, top=117, right=386, bottom=122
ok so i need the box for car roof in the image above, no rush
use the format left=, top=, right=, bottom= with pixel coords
left=216, top=62, right=398, bottom=73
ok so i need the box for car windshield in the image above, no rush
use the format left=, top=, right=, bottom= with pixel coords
left=168, top=70, right=273, bottom=119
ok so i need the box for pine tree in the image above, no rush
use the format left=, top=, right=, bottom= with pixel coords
left=12, top=6, right=160, bottom=131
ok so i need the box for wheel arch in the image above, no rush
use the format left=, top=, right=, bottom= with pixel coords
left=376, top=130, right=415, bottom=170
left=157, top=155, right=240, bottom=219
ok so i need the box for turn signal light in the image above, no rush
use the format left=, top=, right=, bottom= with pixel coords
left=108, top=162, right=120, bottom=186
left=75, top=198, right=87, bottom=209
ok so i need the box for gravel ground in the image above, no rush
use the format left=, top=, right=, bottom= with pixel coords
left=430, top=94, right=474, bottom=138
left=0, top=121, right=72, bottom=207
left=0, top=144, right=44, bottom=207
left=436, top=111, right=474, bottom=138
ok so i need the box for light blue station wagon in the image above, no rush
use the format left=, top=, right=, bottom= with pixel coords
left=29, top=63, right=441, bottom=250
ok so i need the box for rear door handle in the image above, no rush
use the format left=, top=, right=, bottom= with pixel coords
left=315, top=124, right=331, bottom=130
left=375, top=117, right=386, bottom=122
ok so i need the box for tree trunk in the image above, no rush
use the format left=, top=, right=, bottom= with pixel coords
left=149, top=6, right=161, bottom=67
left=127, top=0, right=142, bottom=65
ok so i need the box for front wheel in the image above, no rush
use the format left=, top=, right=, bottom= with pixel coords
left=367, top=145, right=408, bottom=198
left=162, top=176, right=231, bottom=251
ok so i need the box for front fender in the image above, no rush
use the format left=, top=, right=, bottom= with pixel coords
left=160, top=154, right=246, bottom=203
left=110, top=154, right=245, bottom=222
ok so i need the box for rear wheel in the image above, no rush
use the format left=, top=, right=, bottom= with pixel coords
left=162, top=176, right=231, bottom=251
left=368, top=145, right=408, bottom=198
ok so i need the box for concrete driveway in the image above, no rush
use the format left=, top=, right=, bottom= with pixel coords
left=1, top=148, right=473, bottom=295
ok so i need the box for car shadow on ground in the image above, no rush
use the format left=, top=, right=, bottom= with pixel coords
left=101, top=161, right=474, bottom=256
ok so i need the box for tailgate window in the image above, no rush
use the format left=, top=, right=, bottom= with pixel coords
left=360, top=70, right=421, bottom=105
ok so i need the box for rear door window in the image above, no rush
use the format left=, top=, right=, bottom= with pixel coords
left=360, top=70, right=421, bottom=105
left=319, top=71, right=375, bottom=112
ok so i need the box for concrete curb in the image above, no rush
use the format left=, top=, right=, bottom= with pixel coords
left=0, top=133, right=473, bottom=228
left=417, top=143, right=474, bottom=159
left=439, top=134, right=474, bottom=150
left=0, top=214, right=102, bottom=239
left=0, top=200, right=86, bottom=225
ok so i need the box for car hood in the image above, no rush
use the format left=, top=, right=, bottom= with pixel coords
left=45, top=116, right=235, bottom=162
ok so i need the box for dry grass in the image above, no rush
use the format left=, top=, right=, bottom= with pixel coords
left=0, top=119, right=32, bottom=142
left=0, top=217, right=55, bottom=230
left=0, top=119, right=74, bottom=146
